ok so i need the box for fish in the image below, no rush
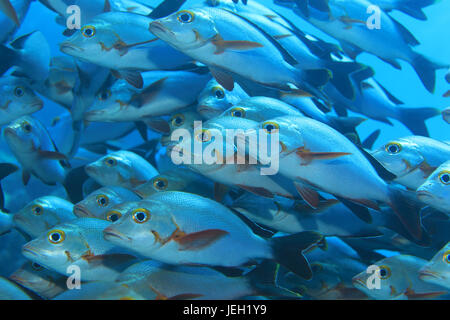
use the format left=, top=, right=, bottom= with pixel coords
left=22, top=218, right=139, bottom=281
left=278, top=0, right=447, bottom=93
left=416, top=161, right=450, bottom=215
left=13, top=196, right=76, bottom=237
left=371, top=136, right=450, bottom=190
left=160, top=109, right=201, bottom=147
left=4, top=116, right=68, bottom=186
left=352, top=254, right=448, bottom=299
left=59, top=12, right=194, bottom=88
left=103, top=191, right=323, bottom=279
left=0, top=31, right=50, bottom=81
left=9, top=261, right=67, bottom=299
left=419, top=242, right=450, bottom=289
left=116, top=260, right=298, bottom=300
left=149, top=7, right=331, bottom=96
left=73, top=186, right=141, bottom=219
left=85, top=68, right=211, bottom=123
left=443, top=107, right=450, bottom=124
left=85, top=150, right=159, bottom=189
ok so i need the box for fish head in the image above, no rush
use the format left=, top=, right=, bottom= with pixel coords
left=371, top=138, right=424, bottom=178
left=197, top=80, right=234, bottom=119
left=4, top=116, right=43, bottom=153
left=0, top=77, right=43, bottom=124
left=416, top=161, right=450, bottom=211
left=13, top=197, right=65, bottom=237
left=21, top=223, right=88, bottom=273
left=419, top=242, right=450, bottom=288
left=133, top=172, right=186, bottom=198
left=161, top=110, right=201, bottom=146
left=149, top=9, right=218, bottom=51
left=103, top=200, right=175, bottom=256
left=104, top=201, right=137, bottom=223
left=74, top=186, right=137, bottom=219
left=85, top=151, right=135, bottom=186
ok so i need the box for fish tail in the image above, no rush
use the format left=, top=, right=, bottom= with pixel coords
left=410, top=52, right=445, bottom=93
left=396, top=106, right=441, bottom=136
left=324, top=61, right=374, bottom=100
left=269, top=231, right=322, bottom=280
left=0, top=163, right=19, bottom=212
left=246, top=261, right=301, bottom=299
left=387, top=187, right=429, bottom=245
left=293, top=68, right=332, bottom=101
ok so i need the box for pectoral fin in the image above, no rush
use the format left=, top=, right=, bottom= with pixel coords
left=131, top=77, right=167, bottom=106
left=296, top=148, right=351, bottom=163
left=176, top=229, right=229, bottom=251
left=38, top=150, right=68, bottom=160
left=116, top=70, right=144, bottom=89
left=212, top=34, right=263, bottom=55
left=293, top=182, right=320, bottom=209
left=236, top=185, right=274, bottom=198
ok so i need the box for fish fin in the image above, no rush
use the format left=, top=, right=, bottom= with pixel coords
left=358, top=147, right=397, bottom=181
left=309, top=0, right=331, bottom=12
left=145, top=118, right=170, bottom=134
left=236, top=184, right=274, bottom=198
left=372, top=79, right=404, bottom=104
left=247, top=261, right=301, bottom=298
left=38, top=150, right=68, bottom=160
left=293, top=199, right=339, bottom=214
left=214, top=183, right=230, bottom=202
left=335, top=196, right=373, bottom=223
left=148, top=0, right=186, bottom=19
left=361, top=130, right=381, bottom=150
left=131, top=77, right=167, bottom=106
left=270, top=231, right=323, bottom=280
left=0, top=0, right=19, bottom=25
left=295, top=0, right=309, bottom=17
left=209, top=67, right=234, bottom=91
left=293, top=182, right=320, bottom=209
left=301, top=68, right=332, bottom=89
left=118, top=70, right=143, bottom=89
left=177, top=229, right=230, bottom=251
left=134, top=121, right=148, bottom=141
left=62, top=28, right=77, bottom=37
left=391, top=17, right=420, bottom=46
left=0, top=45, right=16, bottom=75
left=325, top=62, right=373, bottom=100
left=273, top=34, right=294, bottom=40
left=212, top=33, right=263, bottom=54
left=0, top=163, right=18, bottom=211
left=404, top=287, right=447, bottom=299
left=380, top=57, right=402, bottom=70
left=295, top=148, right=351, bottom=162
left=333, top=103, right=348, bottom=117
left=63, top=166, right=90, bottom=203
left=339, top=41, right=362, bottom=60
left=22, top=171, right=30, bottom=186
left=443, top=90, right=450, bottom=98
left=166, top=293, right=204, bottom=300
left=397, top=106, right=440, bottom=137
left=103, top=0, right=111, bottom=12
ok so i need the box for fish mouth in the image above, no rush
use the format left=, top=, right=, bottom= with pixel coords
left=103, top=228, right=131, bottom=243
left=416, top=190, right=433, bottom=200
left=73, top=204, right=94, bottom=218
left=197, top=105, right=219, bottom=116
left=149, top=21, right=173, bottom=36
left=30, top=101, right=44, bottom=110
left=3, top=127, right=17, bottom=137
left=59, top=42, right=84, bottom=53
left=22, top=245, right=40, bottom=258
left=419, top=269, right=442, bottom=280
left=352, top=278, right=366, bottom=288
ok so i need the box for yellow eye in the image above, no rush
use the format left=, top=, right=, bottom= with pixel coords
left=104, top=157, right=117, bottom=167
left=438, top=171, right=450, bottom=185
left=81, top=25, right=96, bottom=38
left=211, top=86, right=225, bottom=99
left=96, top=194, right=109, bottom=207
left=177, top=10, right=195, bottom=23
left=153, top=177, right=168, bottom=190
left=14, top=86, right=25, bottom=97
left=230, top=107, right=245, bottom=118
left=31, top=204, right=44, bottom=216
left=195, top=129, right=212, bottom=143
left=98, top=90, right=111, bottom=101
left=385, top=142, right=402, bottom=154
left=132, top=208, right=150, bottom=224
left=443, top=250, right=450, bottom=264
left=262, top=121, right=279, bottom=134
left=171, top=114, right=185, bottom=127
left=106, top=210, right=122, bottom=222
left=31, top=262, right=44, bottom=271
left=47, top=229, right=65, bottom=244
left=22, top=121, right=32, bottom=133
left=378, top=265, right=391, bottom=279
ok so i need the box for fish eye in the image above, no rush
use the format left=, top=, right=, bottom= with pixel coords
left=443, top=250, right=450, bottom=264
left=177, top=10, right=195, bottom=23
left=385, top=142, right=402, bottom=154
left=104, top=157, right=117, bottom=167
left=96, top=194, right=109, bottom=207
left=438, top=171, right=450, bottom=185
left=378, top=265, right=391, bottom=279
left=22, top=121, right=32, bottom=133
left=153, top=177, right=168, bottom=190
left=262, top=121, right=279, bottom=134
left=14, top=86, right=25, bottom=97
left=31, top=262, right=43, bottom=271
left=47, top=229, right=65, bottom=244
left=98, top=90, right=111, bottom=101
left=31, top=204, right=44, bottom=216
left=212, top=86, right=225, bottom=99
left=230, top=107, right=245, bottom=118
left=106, top=211, right=122, bottom=222
left=195, top=129, right=211, bottom=143
left=171, top=114, right=185, bottom=127
left=132, top=208, right=150, bottom=224
left=81, top=25, right=96, bottom=38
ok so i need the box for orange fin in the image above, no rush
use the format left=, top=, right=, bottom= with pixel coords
left=294, top=182, right=320, bottom=209
left=177, top=229, right=229, bottom=251
left=404, top=287, right=447, bottom=299
left=212, top=34, right=263, bottom=54
left=236, top=184, right=274, bottom=198
left=296, top=148, right=351, bottom=162
left=145, top=118, right=170, bottom=134
left=131, top=77, right=167, bottom=106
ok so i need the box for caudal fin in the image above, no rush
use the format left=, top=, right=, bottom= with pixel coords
left=411, top=53, right=444, bottom=93
left=270, top=231, right=322, bottom=280
left=0, top=163, right=19, bottom=212
left=397, top=106, right=441, bottom=136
